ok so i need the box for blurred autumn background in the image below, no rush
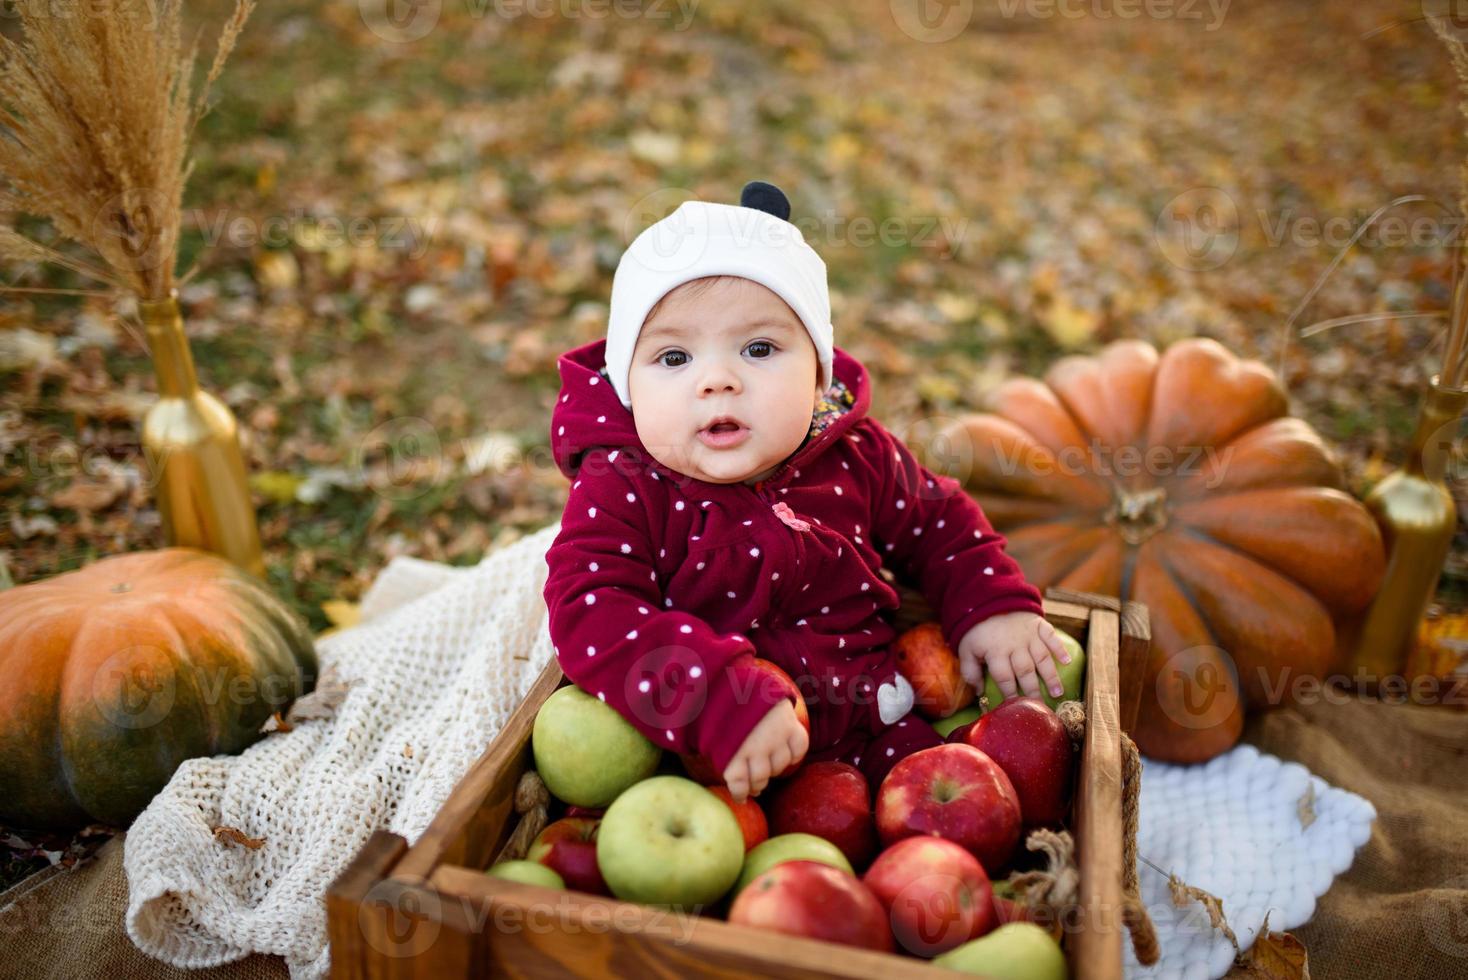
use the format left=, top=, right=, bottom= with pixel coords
left=2, top=0, right=1464, bottom=637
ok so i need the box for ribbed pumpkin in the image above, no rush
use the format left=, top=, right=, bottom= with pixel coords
left=0, top=548, right=317, bottom=828
left=925, top=338, right=1385, bottom=763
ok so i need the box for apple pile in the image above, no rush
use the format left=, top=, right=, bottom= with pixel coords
left=510, top=628, right=1085, bottom=977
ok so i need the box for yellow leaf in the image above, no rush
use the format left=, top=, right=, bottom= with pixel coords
left=254, top=250, right=299, bottom=291
left=321, top=599, right=361, bottom=629
left=917, top=374, right=961, bottom=403
left=251, top=471, right=303, bottom=506
left=684, top=137, right=715, bottom=168
left=1039, top=295, right=1101, bottom=347
left=826, top=132, right=861, bottom=164
left=934, top=291, right=978, bottom=324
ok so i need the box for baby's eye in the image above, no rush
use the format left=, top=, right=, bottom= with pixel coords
left=746, top=340, right=775, bottom=358
left=658, top=350, right=688, bottom=368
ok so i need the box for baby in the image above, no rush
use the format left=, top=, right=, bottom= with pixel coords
left=543, top=181, right=1071, bottom=803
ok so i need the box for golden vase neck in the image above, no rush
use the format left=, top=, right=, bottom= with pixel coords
left=140, top=293, right=199, bottom=398
left=1406, top=374, right=1468, bottom=482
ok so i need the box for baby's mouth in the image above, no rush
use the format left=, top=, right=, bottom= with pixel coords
left=697, top=418, right=751, bottom=449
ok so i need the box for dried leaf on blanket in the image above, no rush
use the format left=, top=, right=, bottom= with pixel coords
left=1297, top=784, right=1317, bottom=830
left=283, top=660, right=352, bottom=724
left=1169, top=874, right=1241, bottom=953
left=1226, top=911, right=1312, bottom=979
left=259, top=710, right=293, bottom=734
left=212, top=826, right=266, bottom=850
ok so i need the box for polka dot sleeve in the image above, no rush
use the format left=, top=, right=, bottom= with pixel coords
left=852, top=418, right=1045, bottom=652
left=542, top=449, right=795, bottom=770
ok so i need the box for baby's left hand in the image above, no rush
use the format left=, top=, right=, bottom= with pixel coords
left=957, top=611, right=1073, bottom=702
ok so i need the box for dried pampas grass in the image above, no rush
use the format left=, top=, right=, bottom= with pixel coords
left=1430, top=13, right=1468, bottom=388
left=0, top=0, right=255, bottom=300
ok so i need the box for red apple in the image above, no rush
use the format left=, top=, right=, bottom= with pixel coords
left=765, top=761, right=877, bottom=870
left=709, top=785, right=769, bottom=852
left=961, top=697, right=1074, bottom=828
left=875, top=743, right=1021, bottom=875
left=680, top=659, right=810, bottom=785
left=863, top=836, right=996, bottom=956
left=728, top=860, right=894, bottom=952
left=564, top=805, right=605, bottom=819
left=526, top=817, right=608, bottom=895
left=894, top=623, right=976, bottom=720
left=944, top=718, right=977, bottom=745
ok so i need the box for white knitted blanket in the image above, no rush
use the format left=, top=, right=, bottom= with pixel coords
left=122, top=523, right=1375, bottom=979
left=124, top=523, right=562, bottom=979
left=1125, top=747, right=1375, bottom=979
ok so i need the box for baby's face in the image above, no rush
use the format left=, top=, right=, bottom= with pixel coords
left=628, top=276, right=824, bottom=486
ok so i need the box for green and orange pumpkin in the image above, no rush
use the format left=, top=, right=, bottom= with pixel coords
left=924, top=338, right=1386, bottom=763
left=0, top=548, right=317, bottom=828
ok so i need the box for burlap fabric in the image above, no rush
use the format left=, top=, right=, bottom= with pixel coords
left=1239, top=695, right=1468, bottom=979
left=3, top=696, right=1464, bottom=979
left=0, top=835, right=288, bottom=980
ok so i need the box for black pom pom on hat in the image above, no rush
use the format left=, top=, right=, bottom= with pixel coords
left=740, top=180, right=791, bottom=221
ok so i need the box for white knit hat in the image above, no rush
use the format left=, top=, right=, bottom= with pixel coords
left=604, top=181, right=834, bottom=411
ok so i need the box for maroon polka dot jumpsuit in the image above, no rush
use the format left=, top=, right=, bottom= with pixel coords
left=543, top=338, right=1044, bottom=794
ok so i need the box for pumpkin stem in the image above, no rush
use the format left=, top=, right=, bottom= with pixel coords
left=1106, top=486, right=1168, bottom=545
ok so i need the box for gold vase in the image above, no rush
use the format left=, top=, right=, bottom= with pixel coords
left=1344, top=374, right=1468, bottom=686
left=139, top=291, right=266, bottom=579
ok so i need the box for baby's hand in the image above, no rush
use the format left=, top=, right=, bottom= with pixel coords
left=721, top=700, right=809, bottom=803
left=957, top=611, right=1073, bottom=702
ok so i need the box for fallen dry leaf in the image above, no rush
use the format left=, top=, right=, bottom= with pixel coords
left=315, top=599, right=361, bottom=640
left=1297, top=783, right=1317, bottom=831
left=1170, top=873, right=1241, bottom=954
left=259, top=710, right=294, bottom=734
left=212, top=826, right=265, bottom=850
left=49, top=477, right=124, bottom=512
left=284, top=660, right=351, bottom=723
left=1227, top=911, right=1312, bottom=979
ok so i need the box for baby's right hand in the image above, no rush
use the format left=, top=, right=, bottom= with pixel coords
left=721, top=700, right=809, bottom=803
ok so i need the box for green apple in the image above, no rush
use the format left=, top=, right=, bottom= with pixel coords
left=734, top=832, right=854, bottom=895
left=596, top=775, right=745, bottom=908
left=932, top=705, right=982, bottom=738
left=486, top=860, right=565, bottom=889
left=532, top=685, right=661, bottom=808
left=932, top=922, right=1068, bottom=978
left=984, top=629, right=1085, bottom=712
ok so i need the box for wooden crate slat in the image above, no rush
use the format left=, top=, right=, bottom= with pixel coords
left=430, top=866, right=990, bottom=979
left=1116, top=600, right=1150, bottom=736
left=1069, top=607, right=1125, bottom=980
left=327, top=831, right=409, bottom=980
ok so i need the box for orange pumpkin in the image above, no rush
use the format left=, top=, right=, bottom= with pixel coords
left=926, top=338, right=1385, bottom=762
left=0, top=548, right=317, bottom=828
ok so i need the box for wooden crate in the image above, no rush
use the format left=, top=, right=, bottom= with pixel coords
left=328, top=587, right=1149, bottom=979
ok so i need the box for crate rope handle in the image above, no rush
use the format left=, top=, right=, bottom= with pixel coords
left=1055, top=700, right=1159, bottom=965
left=1120, top=730, right=1159, bottom=964
left=490, top=770, right=552, bottom=866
